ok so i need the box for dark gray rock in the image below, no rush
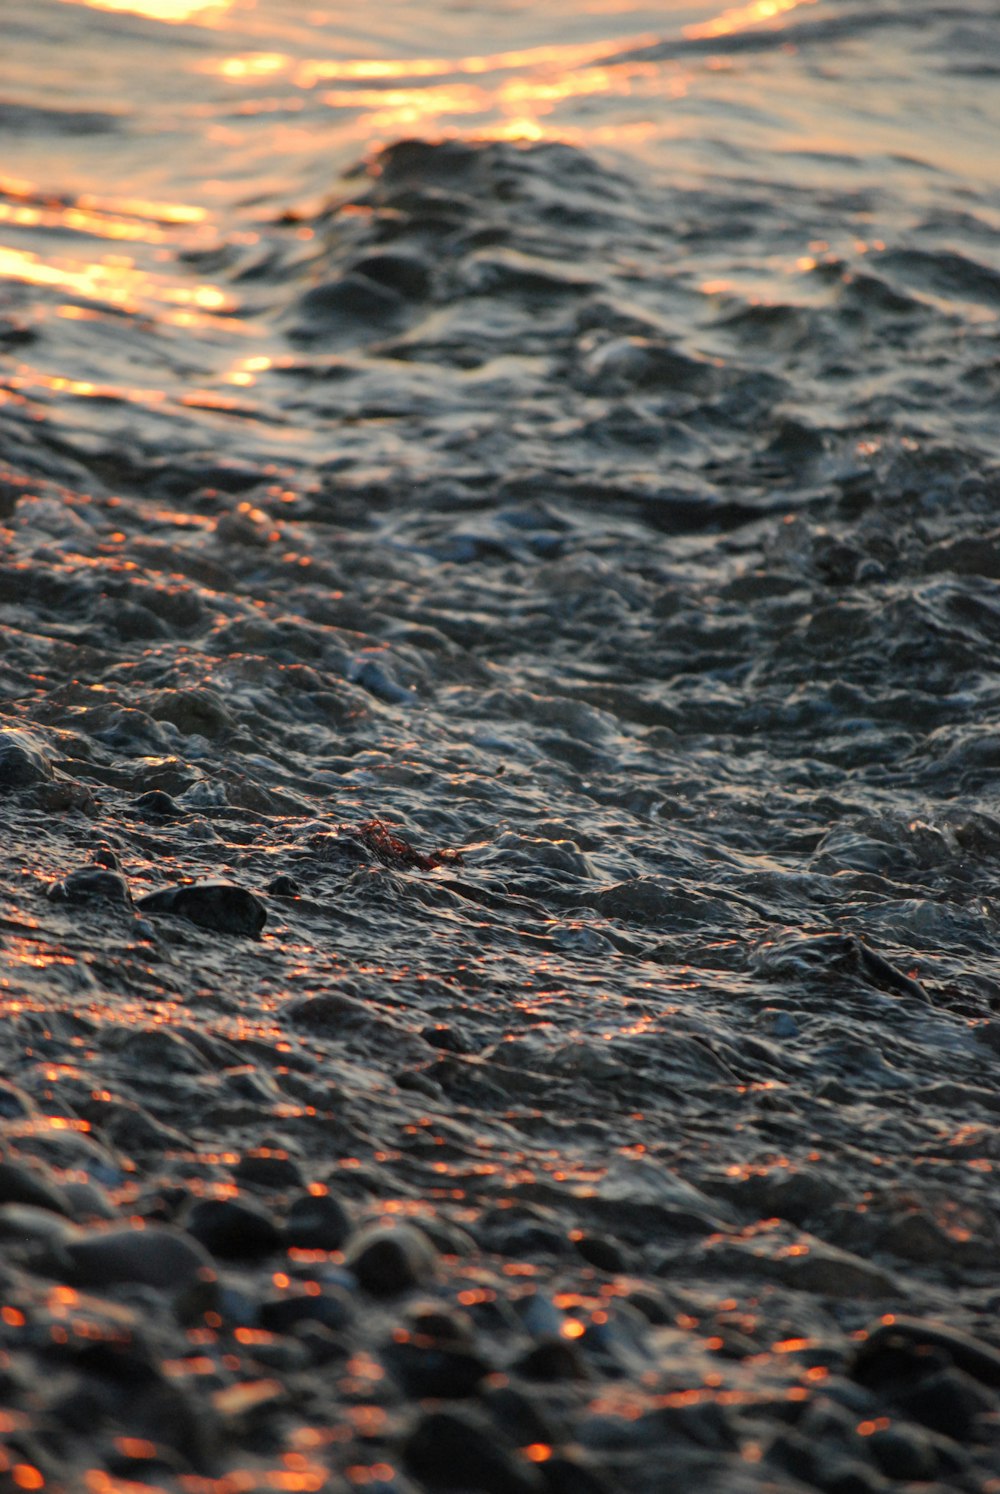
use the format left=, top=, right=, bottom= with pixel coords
left=0, top=729, right=53, bottom=788
left=233, top=1148, right=304, bottom=1190
left=259, top=1287, right=354, bottom=1335
left=135, top=880, right=266, bottom=936
left=346, top=1222, right=437, bottom=1296
left=0, top=1158, right=72, bottom=1216
left=404, top=1409, right=544, bottom=1494
left=185, top=1196, right=283, bottom=1259
left=284, top=1189, right=351, bottom=1251
left=47, top=866, right=133, bottom=905
left=64, top=1224, right=214, bottom=1290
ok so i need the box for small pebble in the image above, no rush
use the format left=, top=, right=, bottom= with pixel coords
left=346, top=1222, right=438, bottom=1296
left=233, top=1148, right=304, bottom=1190
left=64, top=1224, right=214, bottom=1290
left=185, top=1197, right=283, bottom=1259
left=404, top=1409, right=544, bottom=1494
left=132, top=788, right=182, bottom=818
left=259, top=1287, right=354, bottom=1335
left=47, top=866, right=133, bottom=905
left=0, top=728, right=53, bottom=788
left=135, top=880, right=266, bottom=936
left=284, top=1189, right=351, bottom=1251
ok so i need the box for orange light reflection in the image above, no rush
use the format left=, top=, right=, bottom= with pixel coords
left=684, top=0, right=818, bottom=42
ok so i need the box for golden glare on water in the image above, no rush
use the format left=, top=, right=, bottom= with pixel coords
left=684, top=0, right=818, bottom=41
left=61, top=0, right=233, bottom=22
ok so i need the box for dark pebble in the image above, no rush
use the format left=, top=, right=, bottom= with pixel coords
left=63, top=1224, right=215, bottom=1290
left=185, top=1197, right=283, bottom=1259
left=897, top=1366, right=998, bottom=1441
left=346, top=1222, right=437, bottom=1296
left=284, top=1189, right=351, bottom=1251
left=421, top=1023, right=472, bottom=1054
left=571, top=1231, right=628, bottom=1273
left=538, top=1455, right=615, bottom=1494
left=513, top=1338, right=589, bottom=1383
left=47, top=866, right=133, bottom=905
left=404, top=1409, right=545, bottom=1494
left=384, top=1334, right=491, bottom=1399
left=293, top=1321, right=349, bottom=1366
left=851, top=1314, right=1000, bottom=1390
left=866, top=1424, right=938, bottom=1482
left=233, top=1148, right=304, bottom=1190
left=349, top=250, right=432, bottom=300
left=132, top=788, right=182, bottom=818
left=267, top=873, right=300, bottom=896
left=0, top=1158, right=72, bottom=1216
left=0, top=729, right=53, bottom=788
left=259, top=1287, right=354, bottom=1335
left=481, top=1384, right=559, bottom=1448
left=136, top=880, right=266, bottom=936
left=0, top=1080, right=37, bottom=1120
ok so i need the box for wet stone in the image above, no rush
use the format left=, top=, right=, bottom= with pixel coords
left=232, top=1148, right=304, bottom=1190
left=284, top=1189, right=351, bottom=1251
left=47, top=866, right=133, bottom=905
left=346, top=1222, right=438, bottom=1296
left=866, top=1424, right=939, bottom=1482
left=135, top=880, right=266, bottom=936
left=63, top=1223, right=214, bottom=1290
left=383, top=1334, right=491, bottom=1399
left=897, top=1366, right=999, bottom=1442
left=0, top=728, right=53, bottom=788
left=185, top=1197, right=283, bottom=1260
left=513, top=1338, right=589, bottom=1383
left=259, top=1286, right=354, bottom=1335
left=0, top=1158, right=72, bottom=1217
left=131, top=788, right=182, bottom=819
left=404, top=1409, right=545, bottom=1494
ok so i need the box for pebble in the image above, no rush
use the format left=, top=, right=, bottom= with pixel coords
left=135, top=880, right=266, bottom=936
left=0, top=728, right=53, bottom=788
left=47, top=866, right=133, bottom=905
left=185, top=1197, right=284, bottom=1259
left=897, top=1366, right=998, bottom=1442
left=346, top=1222, right=438, bottom=1296
left=233, top=1148, right=304, bottom=1190
left=259, top=1286, right=354, bottom=1335
left=404, top=1409, right=545, bottom=1494
left=132, top=788, right=182, bottom=818
left=284, top=1189, right=351, bottom=1251
left=0, top=1157, right=72, bottom=1215
left=63, top=1223, right=215, bottom=1290
left=383, top=1333, right=491, bottom=1399
left=513, top=1338, right=589, bottom=1382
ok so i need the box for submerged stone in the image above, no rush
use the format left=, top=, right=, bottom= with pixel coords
left=135, top=880, right=266, bottom=936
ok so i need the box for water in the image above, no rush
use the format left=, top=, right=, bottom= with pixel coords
left=3, top=2, right=1000, bottom=1489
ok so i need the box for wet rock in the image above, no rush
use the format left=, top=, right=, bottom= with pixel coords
left=259, top=1287, right=354, bottom=1335
left=64, top=1224, right=214, bottom=1290
left=571, top=1230, right=628, bottom=1273
left=267, top=873, right=300, bottom=896
left=866, top=1424, right=939, bottom=1482
left=132, top=788, right=182, bottom=818
left=0, top=1158, right=72, bottom=1216
left=850, top=1315, right=1000, bottom=1390
left=135, top=880, right=266, bottom=936
left=0, top=728, right=53, bottom=788
left=897, top=1367, right=998, bottom=1441
left=514, top=1338, right=589, bottom=1383
left=47, top=866, right=133, bottom=905
left=284, top=1189, right=351, bottom=1251
left=0, top=1080, right=37, bottom=1120
left=346, top=1222, right=438, bottom=1296
left=383, top=1333, right=491, bottom=1399
left=233, top=1148, right=304, bottom=1190
left=185, top=1197, right=283, bottom=1260
left=404, top=1409, right=545, bottom=1494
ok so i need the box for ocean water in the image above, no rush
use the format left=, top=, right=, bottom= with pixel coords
left=3, top=2, right=1000, bottom=1489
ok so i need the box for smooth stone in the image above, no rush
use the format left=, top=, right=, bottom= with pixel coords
left=185, top=1197, right=283, bottom=1259
left=866, top=1425, right=939, bottom=1482
left=132, top=789, right=182, bottom=819
left=135, top=881, right=266, bottom=936
left=404, top=1409, right=544, bottom=1494
left=513, top=1338, right=589, bottom=1383
left=47, top=866, right=133, bottom=905
left=284, top=1190, right=351, bottom=1251
left=64, top=1224, right=214, bottom=1290
left=233, top=1149, right=304, bottom=1190
left=0, top=1159, right=73, bottom=1216
left=851, top=1314, right=1000, bottom=1390
left=572, top=1231, right=628, bottom=1272
left=897, top=1366, right=998, bottom=1442
left=383, top=1336, right=490, bottom=1399
left=346, top=1222, right=438, bottom=1296
left=0, top=729, right=53, bottom=788
left=259, top=1287, right=354, bottom=1335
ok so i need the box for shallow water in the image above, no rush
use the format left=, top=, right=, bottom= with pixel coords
left=2, top=2, right=1000, bottom=1491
